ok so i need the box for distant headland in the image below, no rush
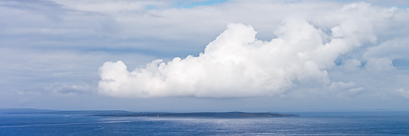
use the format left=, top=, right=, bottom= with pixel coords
left=93, top=112, right=298, bottom=118
left=0, top=109, right=298, bottom=118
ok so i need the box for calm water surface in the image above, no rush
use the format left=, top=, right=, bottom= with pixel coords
left=1, top=112, right=409, bottom=136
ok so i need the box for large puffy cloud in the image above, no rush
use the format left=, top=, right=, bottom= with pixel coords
left=3, top=0, right=409, bottom=109
left=98, top=4, right=381, bottom=98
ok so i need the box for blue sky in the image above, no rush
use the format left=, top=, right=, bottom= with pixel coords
left=1, top=0, right=409, bottom=112
left=170, top=0, right=226, bottom=8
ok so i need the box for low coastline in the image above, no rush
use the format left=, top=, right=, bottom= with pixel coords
left=93, top=112, right=298, bottom=118
left=0, top=109, right=298, bottom=118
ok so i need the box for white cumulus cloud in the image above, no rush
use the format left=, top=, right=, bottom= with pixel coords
left=98, top=15, right=375, bottom=98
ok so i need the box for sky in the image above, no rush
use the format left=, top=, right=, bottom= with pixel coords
left=1, top=0, right=409, bottom=112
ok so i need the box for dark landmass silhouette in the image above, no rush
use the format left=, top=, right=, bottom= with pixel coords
left=0, top=109, right=298, bottom=118
left=93, top=112, right=298, bottom=118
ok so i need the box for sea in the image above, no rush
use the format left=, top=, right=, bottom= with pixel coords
left=1, top=111, right=409, bottom=136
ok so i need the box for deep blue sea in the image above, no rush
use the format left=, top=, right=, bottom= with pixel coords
left=1, top=111, right=409, bottom=136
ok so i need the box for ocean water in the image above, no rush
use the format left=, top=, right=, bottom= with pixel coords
left=1, top=111, right=409, bottom=136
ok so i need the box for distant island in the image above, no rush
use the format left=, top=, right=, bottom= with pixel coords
left=0, top=109, right=298, bottom=118
left=93, top=112, right=298, bottom=118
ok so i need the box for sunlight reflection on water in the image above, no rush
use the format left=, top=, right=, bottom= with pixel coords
left=1, top=112, right=409, bottom=135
